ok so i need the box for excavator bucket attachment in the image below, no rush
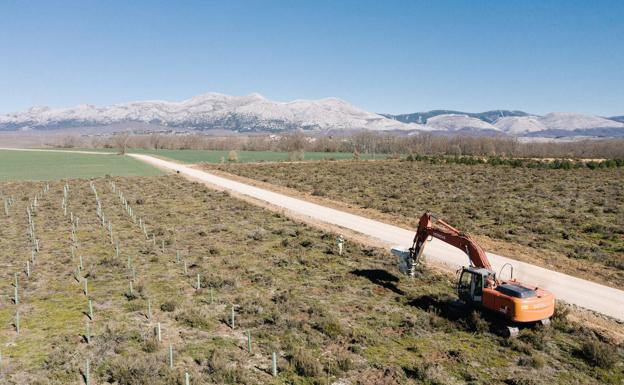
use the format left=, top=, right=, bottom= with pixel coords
left=392, top=246, right=418, bottom=276
left=392, top=246, right=413, bottom=276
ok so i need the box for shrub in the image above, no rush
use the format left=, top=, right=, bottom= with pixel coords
left=580, top=338, right=618, bottom=369
left=334, top=351, right=355, bottom=372
left=248, top=227, right=267, bottom=241
left=141, top=339, right=159, bottom=353
left=299, top=239, right=313, bottom=248
left=291, top=348, right=324, bottom=377
left=227, top=150, right=239, bottom=162
left=505, top=377, right=538, bottom=385
left=160, top=300, right=177, bottom=312
left=175, top=309, right=214, bottom=330
left=104, top=357, right=176, bottom=385
left=289, top=150, right=305, bottom=161
left=503, top=338, right=533, bottom=355
left=205, top=351, right=252, bottom=384
left=467, top=311, right=489, bottom=333
left=518, top=354, right=545, bottom=369
left=519, top=329, right=547, bottom=350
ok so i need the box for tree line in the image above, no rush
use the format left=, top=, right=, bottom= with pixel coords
left=58, top=130, right=624, bottom=159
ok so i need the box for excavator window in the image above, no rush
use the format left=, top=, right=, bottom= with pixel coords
left=474, top=274, right=483, bottom=297
left=458, top=270, right=473, bottom=302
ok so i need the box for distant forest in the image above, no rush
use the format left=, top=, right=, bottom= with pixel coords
left=58, top=131, right=624, bottom=159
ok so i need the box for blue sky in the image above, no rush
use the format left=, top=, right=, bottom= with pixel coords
left=0, top=0, right=622, bottom=115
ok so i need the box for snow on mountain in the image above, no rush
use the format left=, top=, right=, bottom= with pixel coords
left=0, top=93, right=426, bottom=132
left=494, top=116, right=547, bottom=134
left=537, top=113, right=624, bottom=131
left=493, top=113, right=624, bottom=135
left=2, top=94, right=622, bottom=137
left=425, top=114, right=500, bottom=131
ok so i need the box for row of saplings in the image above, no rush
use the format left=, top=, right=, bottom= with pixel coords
left=403, top=154, right=624, bottom=169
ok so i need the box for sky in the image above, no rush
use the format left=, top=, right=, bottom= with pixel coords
left=0, top=0, right=622, bottom=116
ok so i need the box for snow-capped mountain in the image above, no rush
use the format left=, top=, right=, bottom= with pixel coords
left=1, top=93, right=622, bottom=137
left=388, top=110, right=624, bottom=137
left=0, top=93, right=425, bottom=133
left=538, top=113, right=624, bottom=131
left=494, top=116, right=547, bottom=134
left=493, top=113, right=624, bottom=136
left=425, top=114, right=500, bottom=132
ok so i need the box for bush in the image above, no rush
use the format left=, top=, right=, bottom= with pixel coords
left=505, top=377, right=538, bottom=385
left=227, top=150, right=239, bottom=162
left=104, top=357, right=176, bottom=385
left=467, top=311, right=489, bottom=333
left=551, top=302, right=571, bottom=331
left=334, top=351, right=355, bottom=372
left=518, top=354, right=545, bottom=369
left=291, top=348, right=324, bottom=377
left=580, top=338, right=618, bottom=369
left=175, top=309, right=214, bottom=330
left=205, top=351, right=252, bottom=384
left=289, top=150, right=305, bottom=161
left=519, top=329, right=547, bottom=350
left=141, top=339, right=159, bottom=353
left=160, top=300, right=177, bottom=312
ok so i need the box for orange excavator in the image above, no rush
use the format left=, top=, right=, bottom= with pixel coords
left=396, top=213, right=555, bottom=335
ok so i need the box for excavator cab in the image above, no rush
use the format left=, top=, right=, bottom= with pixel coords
left=457, top=267, right=489, bottom=304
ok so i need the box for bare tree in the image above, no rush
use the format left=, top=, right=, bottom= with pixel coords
left=113, top=132, right=131, bottom=154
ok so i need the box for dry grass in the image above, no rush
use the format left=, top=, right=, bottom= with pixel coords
left=0, top=175, right=622, bottom=384
left=206, top=160, right=624, bottom=286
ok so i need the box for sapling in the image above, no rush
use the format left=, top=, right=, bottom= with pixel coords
left=88, top=299, right=94, bottom=319
left=85, top=359, right=90, bottom=385
left=85, top=321, right=91, bottom=344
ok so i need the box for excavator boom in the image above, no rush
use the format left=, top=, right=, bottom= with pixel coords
left=411, top=213, right=491, bottom=270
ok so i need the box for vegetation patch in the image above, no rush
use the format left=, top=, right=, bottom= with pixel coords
left=0, top=175, right=621, bottom=384
left=207, top=159, right=624, bottom=286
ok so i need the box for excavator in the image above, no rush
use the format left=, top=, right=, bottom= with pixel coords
left=394, top=212, right=555, bottom=336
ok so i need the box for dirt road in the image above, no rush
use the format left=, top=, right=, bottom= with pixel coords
left=129, top=153, right=624, bottom=321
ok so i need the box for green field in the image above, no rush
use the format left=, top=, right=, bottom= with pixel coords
left=55, top=148, right=381, bottom=163
left=0, top=150, right=163, bottom=181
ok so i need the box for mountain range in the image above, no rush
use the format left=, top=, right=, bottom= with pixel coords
left=1, top=92, right=622, bottom=138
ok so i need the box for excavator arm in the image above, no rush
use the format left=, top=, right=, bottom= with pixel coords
left=410, top=213, right=492, bottom=271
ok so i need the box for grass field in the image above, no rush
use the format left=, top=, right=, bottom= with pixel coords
left=52, top=148, right=380, bottom=163
left=0, top=175, right=621, bottom=384
left=0, top=150, right=163, bottom=181
left=206, top=160, right=624, bottom=287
